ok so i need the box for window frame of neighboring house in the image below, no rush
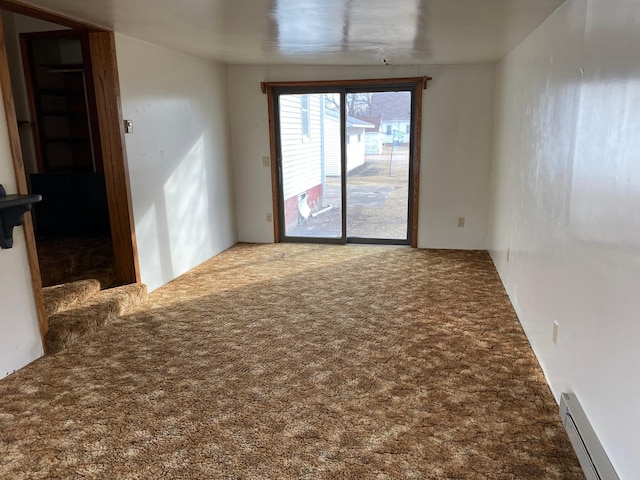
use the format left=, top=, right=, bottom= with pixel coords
left=300, top=94, right=311, bottom=141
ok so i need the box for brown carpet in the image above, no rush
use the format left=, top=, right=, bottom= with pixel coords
left=44, top=282, right=148, bottom=354
left=0, top=243, right=584, bottom=479
left=37, top=236, right=117, bottom=288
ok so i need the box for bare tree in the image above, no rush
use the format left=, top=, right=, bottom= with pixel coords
left=323, top=93, right=371, bottom=117
left=347, top=93, right=371, bottom=117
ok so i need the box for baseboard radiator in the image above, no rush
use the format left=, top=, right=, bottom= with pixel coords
left=560, top=393, right=619, bottom=480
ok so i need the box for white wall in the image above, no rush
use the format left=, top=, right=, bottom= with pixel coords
left=489, top=0, right=640, bottom=478
left=0, top=85, right=43, bottom=379
left=228, top=65, right=495, bottom=248
left=116, top=35, right=237, bottom=292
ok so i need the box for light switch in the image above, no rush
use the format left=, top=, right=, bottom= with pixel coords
left=124, top=120, right=133, bottom=134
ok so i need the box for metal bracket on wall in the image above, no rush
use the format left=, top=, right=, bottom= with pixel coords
left=0, top=184, right=42, bottom=249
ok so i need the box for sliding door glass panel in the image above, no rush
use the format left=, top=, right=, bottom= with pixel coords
left=279, top=93, right=343, bottom=239
left=345, top=91, right=411, bottom=240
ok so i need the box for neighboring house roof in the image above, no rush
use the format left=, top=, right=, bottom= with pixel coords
left=370, top=92, right=411, bottom=121
left=355, top=116, right=382, bottom=130
left=325, top=109, right=375, bottom=128
left=347, top=116, right=374, bottom=128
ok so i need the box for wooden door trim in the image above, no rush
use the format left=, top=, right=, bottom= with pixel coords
left=0, top=12, right=48, bottom=346
left=265, top=85, right=281, bottom=242
left=411, top=78, right=426, bottom=248
left=0, top=0, right=108, bottom=32
left=88, top=31, right=139, bottom=284
left=261, top=77, right=431, bottom=93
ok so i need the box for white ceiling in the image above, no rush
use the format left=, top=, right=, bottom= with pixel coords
left=15, top=0, right=565, bottom=65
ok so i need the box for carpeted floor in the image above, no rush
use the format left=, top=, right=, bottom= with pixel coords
left=37, top=236, right=117, bottom=288
left=0, top=243, right=584, bottom=479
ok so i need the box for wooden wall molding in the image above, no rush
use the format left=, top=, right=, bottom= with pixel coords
left=261, top=77, right=432, bottom=93
left=88, top=31, right=140, bottom=284
left=0, top=12, right=48, bottom=345
left=0, top=0, right=108, bottom=31
left=411, top=78, right=426, bottom=248
left=265, top=85, right=281, bottom=243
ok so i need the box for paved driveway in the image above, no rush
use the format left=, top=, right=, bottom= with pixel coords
left=287, top=151, right=410, bottom=240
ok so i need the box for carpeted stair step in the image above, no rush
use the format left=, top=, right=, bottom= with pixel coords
left=43, top=279, right=102, bottom=317
left=38, top=236, right=117, bottom=288
left=45, top=283, right=147, bottom=354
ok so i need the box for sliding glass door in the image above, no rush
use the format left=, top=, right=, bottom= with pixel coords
left=345, top=91, right=412, bottom=241
left=277, top=92, right=343, bottom=240
left=272, top=80, right=420, bottom=245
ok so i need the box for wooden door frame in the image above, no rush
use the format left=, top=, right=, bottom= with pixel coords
left=0, top=1, right=140, bottom=349
left=262, top=77, right=430, bottom=248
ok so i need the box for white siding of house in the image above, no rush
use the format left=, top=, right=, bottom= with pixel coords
left=346, top=127, right=366, bottom=172
left=325, top=123, right=367, bottom=176
left=381, top=120, right=411, bottom=143
left=365, top=131, right=382, bottom=155
left=279, top=94, right=322, bottom=200
left=322, top=115, right=341, bottom=176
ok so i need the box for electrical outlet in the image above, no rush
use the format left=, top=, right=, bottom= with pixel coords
left=552, top=321, right=559, bottom=344
left=266, top=213, right=273, bottom=223
left=457, top=217, right=465, bottom=228
left=262, top=156, right=270, bottom=168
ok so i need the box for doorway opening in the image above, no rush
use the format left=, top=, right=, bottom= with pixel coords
left=266, top=78, right=427, bottom=246
left=0, top=4, right=140, bottom=344
left=1, top=6, right=138, bottom=290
